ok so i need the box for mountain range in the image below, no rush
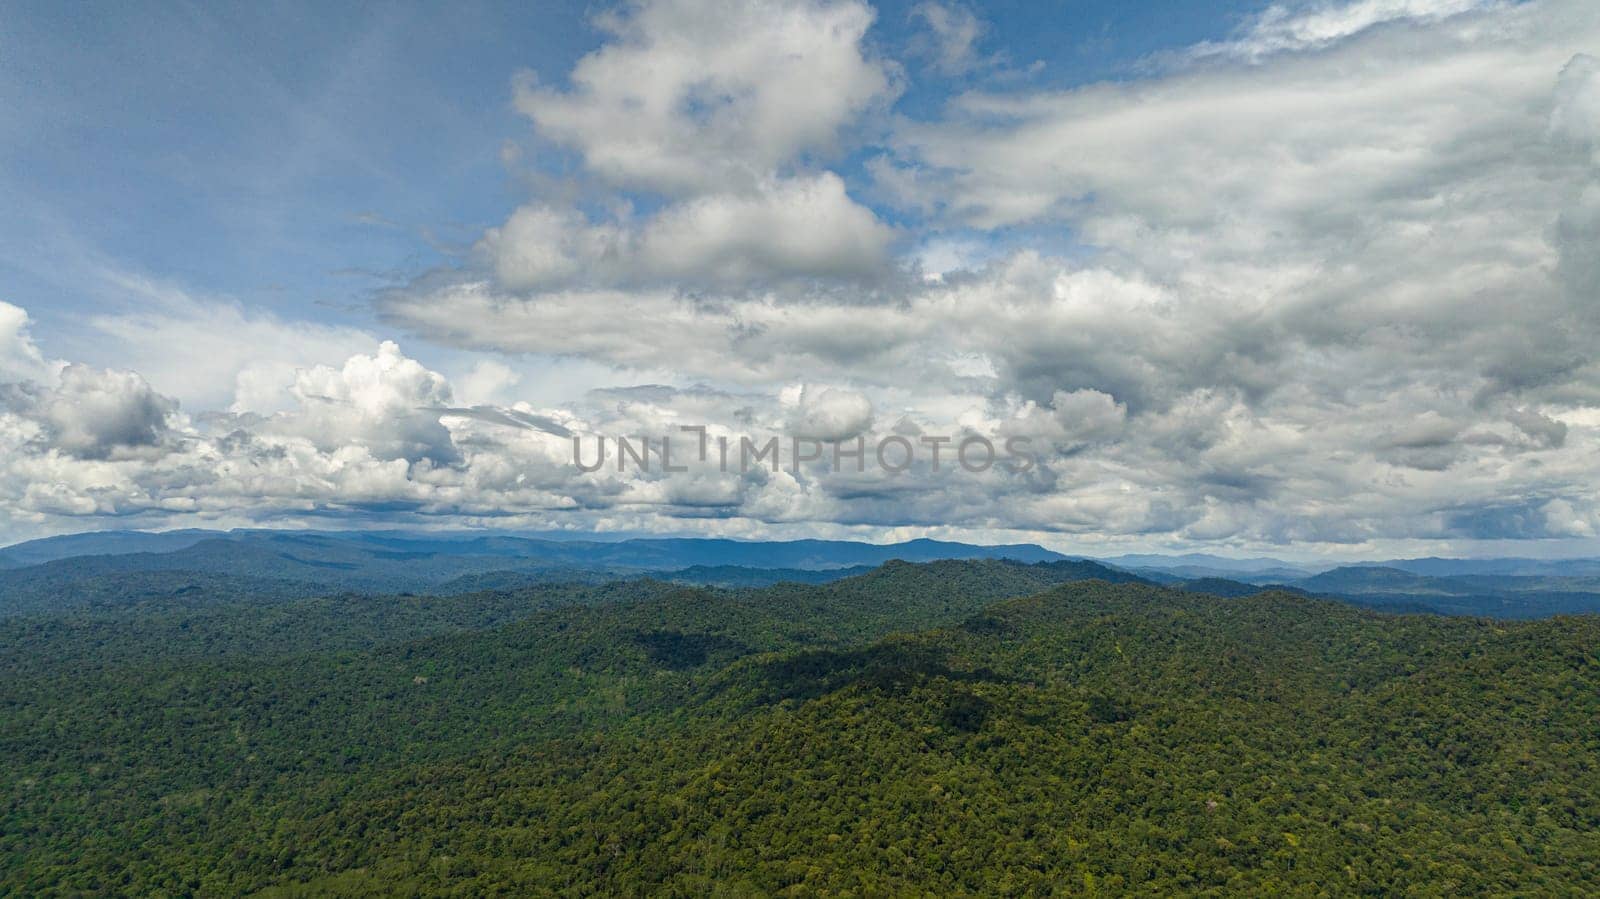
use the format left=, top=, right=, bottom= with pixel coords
left=6, top=555, right=1598, bottom=893
left=5, top=528, right=1600, bottom=618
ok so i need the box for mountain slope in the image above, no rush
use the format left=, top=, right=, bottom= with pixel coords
left=277, top=585, right=1600, bottom=894
left=4, top=565, right=1600, bottom=894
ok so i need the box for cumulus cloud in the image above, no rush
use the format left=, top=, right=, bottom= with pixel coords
left=1, top=365, right=176, bottom=460
left=0, top=337, right=583, bottom=537
left=1004, top=389, right=1128, bottom=454
left=784, top=384, right=874, bottom=440
left=478, top=205, right=612, bottom=293
left=482, top=174, right=895, bottom=291
left=513, top=0, right=896, bottom=193
left=457, top=0, right=902, bottom=320
left=4, top=307, right=1600, bottom=554
left=273, top=341, right=458, bottom=464
left=637, top=175, right=896, bottom=284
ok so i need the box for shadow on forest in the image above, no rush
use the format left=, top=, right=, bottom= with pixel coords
left=632, top=629, right=750, bottom=670
left=738, top=641, right=1019, bottom=705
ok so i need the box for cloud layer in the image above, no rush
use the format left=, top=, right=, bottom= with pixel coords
left=7, top=0, right=1600, bottom=557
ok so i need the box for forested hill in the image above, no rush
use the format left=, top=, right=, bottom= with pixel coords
left=3, top=561, right=1598, bottom=894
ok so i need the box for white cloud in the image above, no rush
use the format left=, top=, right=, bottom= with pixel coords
left=0, top=301, right=58, bottom=385
left=11, top=0, right=1600, bottom=558
left=82, top=273, right=379, bottom=413
left=910, top=2, right=985, bottom=75
left=372, top=0, right=1600, bottom=551
left=1541, top=497, right=1596, bottom=537
left=1004, top=389, right=1128, bottom=453
left=1189, top=0, right=1497, bottom=63
left=890, top=1, right=1576, bottom=240
left=1549, top=53, right=1600, bottom=151
left=638, top=175, right=896, bottom=284
left=481, top=174, right=895, bottom=291
left=473, top=0, right=901, bottom=306
left=481, top=205, right=615, bottom=291
left=0, top=336, right=578, bottom=537
left=1, top=364, right=176, bottom=460
left=454, top=359, right=523, bottom=408
left=514, top=0, right=895, bottom=193
left=272, top=341, right=457, bottom=463
left=784, top=384, right=874, bottom=440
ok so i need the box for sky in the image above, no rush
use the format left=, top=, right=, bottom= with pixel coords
left=2, top=0, right=1599, bottom=560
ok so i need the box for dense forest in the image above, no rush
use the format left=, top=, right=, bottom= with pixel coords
left=4, top=559, right=1599, bottom=895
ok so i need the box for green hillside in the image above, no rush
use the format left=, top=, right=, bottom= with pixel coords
left=3, top=564, right=1598, bottom=895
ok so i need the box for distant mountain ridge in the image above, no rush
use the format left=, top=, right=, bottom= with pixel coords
left=0, top=528, right=225, bottom=567
left=1361, top=557, right=1600, bottom=577
left=1101, top=552, right=1317, bottom=577
left=1296, top=566, right=1444, bottom=594
left=6, top=528, right=1600, bottom=618
left=0, top=532, right=1077, bottom=616
left=0, top=529, right=1066, bottom=570
left=11, top=528, right=1600, bottom=577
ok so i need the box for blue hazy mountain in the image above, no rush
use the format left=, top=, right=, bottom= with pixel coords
left=1296, top=566, right=1447, bottom=594
left=0, top=531, right=1074, bottom=615
left=1363, top=557, right=1600, bottom=577
left=0, top=528, right=225, bottom=567
left=0, top=529, right=1065, bottom=570
left=1101, top=553, right=1318, bottom=581
left=1287, top=566, right=1600, bottom=618
left=8, top=529, right=1600, bottom=618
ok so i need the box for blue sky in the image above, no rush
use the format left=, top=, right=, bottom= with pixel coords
left=2, top=0, right=1599, bottom=559
left=1, top=0, right=1261, bottom=345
